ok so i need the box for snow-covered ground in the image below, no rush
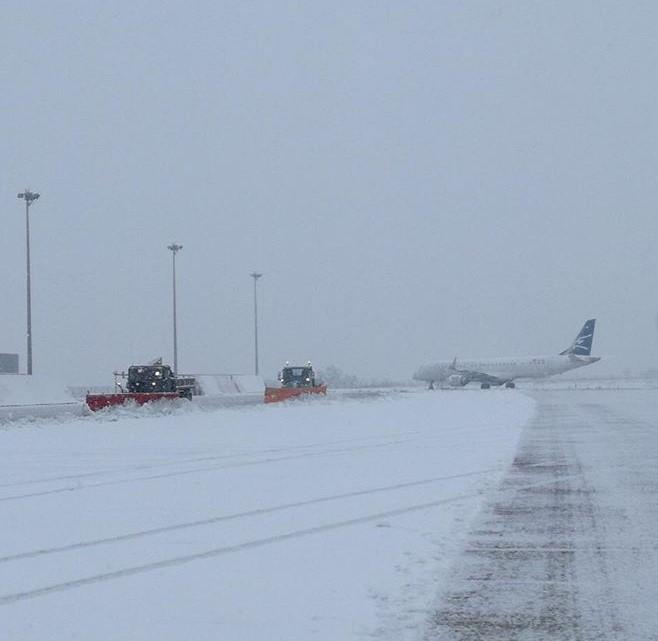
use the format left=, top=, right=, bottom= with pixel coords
left=521, top=377, right=658, bottom=391
left=0, top=391, right=534, bottom=641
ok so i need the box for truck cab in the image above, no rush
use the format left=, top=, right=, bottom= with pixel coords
left=127, top=365, right=177, bottom=394
left=279, top=365, right=316, bottom=388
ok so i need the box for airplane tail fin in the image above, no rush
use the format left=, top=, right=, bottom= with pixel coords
left=560, top=319, right=596, bottom=356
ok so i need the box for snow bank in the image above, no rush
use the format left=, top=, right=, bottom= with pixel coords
left=0, top=374, right=75, bottom=406
left=195, top=374, right=264, bottom=395
left=233, top=374, right=265, bottom=393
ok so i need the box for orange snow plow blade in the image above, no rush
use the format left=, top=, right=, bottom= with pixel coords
left=264, top=385, right=327, bottom=404
left=86, top=392, right=182, bottom=411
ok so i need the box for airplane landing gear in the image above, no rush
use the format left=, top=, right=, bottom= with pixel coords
left=481, top=383, right=491, bottom=389
left=504, top=381, right=516, bottom=389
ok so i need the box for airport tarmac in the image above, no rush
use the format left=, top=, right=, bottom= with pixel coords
left=427, top=388, right=658, bottom=640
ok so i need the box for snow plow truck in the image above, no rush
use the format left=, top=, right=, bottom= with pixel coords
left=86, top=363, right=194, bottom=411
left=264, top=363, right=327, bottom=403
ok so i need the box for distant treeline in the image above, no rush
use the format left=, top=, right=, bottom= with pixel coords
left=316, top=365, right=413, bottom=389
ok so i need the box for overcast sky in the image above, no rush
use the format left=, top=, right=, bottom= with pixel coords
left=3, top=1, right=658, bottom=384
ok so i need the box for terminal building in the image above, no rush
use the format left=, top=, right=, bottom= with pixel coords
left=0, top=353, right=19, bottom=374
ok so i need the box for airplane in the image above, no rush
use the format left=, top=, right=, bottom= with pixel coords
left=413, top=319, right=600, bottom=389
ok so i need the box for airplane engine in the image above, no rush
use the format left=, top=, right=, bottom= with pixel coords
left=447, top=374, right=469, bottom=387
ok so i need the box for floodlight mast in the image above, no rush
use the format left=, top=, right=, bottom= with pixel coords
left=17, top=189, right=40, bottom=375
left=167, top=243, right=183, bottom=375
left=250, top=272, right=263, bottom=376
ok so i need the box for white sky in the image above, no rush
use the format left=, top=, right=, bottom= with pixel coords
left=2, top=1, right=658, bottom=383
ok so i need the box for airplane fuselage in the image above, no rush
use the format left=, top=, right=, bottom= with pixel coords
left=414, top=354, right=601, bottom=386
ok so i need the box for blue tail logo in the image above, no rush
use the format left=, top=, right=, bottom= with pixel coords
left=560, top=319, right=596, bottom=356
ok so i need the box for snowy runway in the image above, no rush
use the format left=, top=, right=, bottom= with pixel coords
left=428, top=389, right=658, bottom=640
left=0, top=392, right=532, bottom=640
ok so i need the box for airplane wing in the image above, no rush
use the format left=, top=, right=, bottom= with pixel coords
left=451, top=367, right=509, bottom=386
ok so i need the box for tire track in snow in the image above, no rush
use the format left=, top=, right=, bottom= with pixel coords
left=0, top=468, right=498, bottom=564
left=1, top=409, right=509, bottom=492
left=0, top=474, right=585, bottom=607
left=0, top=431, right=424, bottom=490
left=0, top=437, right=417, bottom=503
left=0, top=423, right=510, bottom=503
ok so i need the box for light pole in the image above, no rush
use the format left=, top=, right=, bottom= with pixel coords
left=250, top=272, right=263, bottom=376
left=17, top=189, right=40, bottom=375
left=167, top=243, right=183, bottom=375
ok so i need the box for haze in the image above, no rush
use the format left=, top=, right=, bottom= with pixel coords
left=2, top=1, right=657, bottom=385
